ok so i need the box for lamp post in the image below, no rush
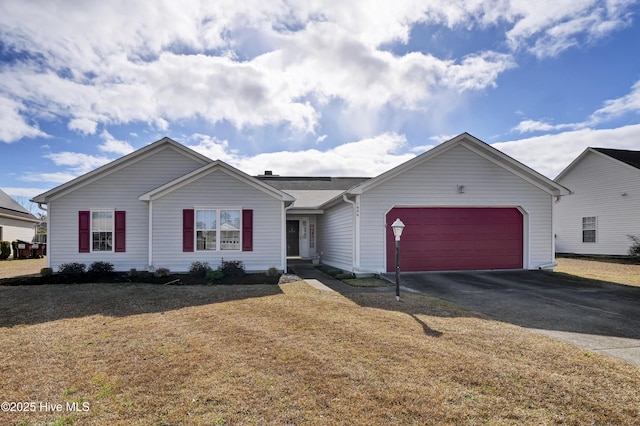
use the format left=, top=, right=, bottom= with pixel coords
left=391, top=218, right=405, bottom=301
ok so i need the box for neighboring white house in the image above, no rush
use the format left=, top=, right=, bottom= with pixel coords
left=0, top=189, right=39, bottom=256
left=554, top=148, right=640, bottom=256
left=32, top=133, right=570, bottom=273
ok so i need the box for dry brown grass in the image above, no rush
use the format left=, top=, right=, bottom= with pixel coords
left=1, top=281, right=638, bottom=425
left=0, top=258, right=46, bottom=279
left=555, top=257, right=640, bottom=287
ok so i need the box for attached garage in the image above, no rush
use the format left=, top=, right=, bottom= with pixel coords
left=385, top=207, right=523, bottom=272
left=331, top=133, right=571, bottom=274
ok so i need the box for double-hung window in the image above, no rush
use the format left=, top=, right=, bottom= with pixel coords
left=582, top=216, right=596, bottom=243
left=196, top=209, right=241, bottom=251
left=92, top=211, right=113, bottom=251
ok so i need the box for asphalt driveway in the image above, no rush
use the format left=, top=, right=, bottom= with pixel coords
left=385, top=270, right=640, bottom=366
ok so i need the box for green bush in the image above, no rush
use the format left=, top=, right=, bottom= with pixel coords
left=189, top=261, right=212, bottom=277
left=0, top=241, right=10, bottom=260
left=219, top=259, right=245, bottom=277
left=40, top=267, right=54, bottom=277
left=88, top=261, right=115, bottom=276
left=58, top=263, right=86, bottom=275
left=628, top=235, right=640, bottom=258
left=206, top=269, right=225, bottom=282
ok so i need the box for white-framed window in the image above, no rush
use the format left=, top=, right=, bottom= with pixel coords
left=582, top=216, right=596, bottom=243
left=92, top=210, right=113, bottom=251
left=196, top=209, right=241, bottom=251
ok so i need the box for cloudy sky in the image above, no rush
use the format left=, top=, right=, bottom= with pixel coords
left=1, top=0, right=639, bottom=209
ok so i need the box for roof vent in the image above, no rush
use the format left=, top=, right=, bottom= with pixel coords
left=264, top=171, right=273, bottom=175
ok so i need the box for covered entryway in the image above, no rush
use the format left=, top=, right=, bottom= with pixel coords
left=386, top=207, right=523, bottom=272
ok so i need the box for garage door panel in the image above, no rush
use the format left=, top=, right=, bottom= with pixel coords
left=386, top=207, right=523, bottom=272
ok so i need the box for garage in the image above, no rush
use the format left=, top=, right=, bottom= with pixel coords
left=386, top=207, right=523, bottom=272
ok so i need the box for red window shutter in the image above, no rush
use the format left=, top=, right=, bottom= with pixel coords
left=242, top=209, right=253, bottom=251
left=78, top=211, right=90, bottom=253
left=183, top=209, right=195, bottom=252
left=114, top=211, right=126, bottom=252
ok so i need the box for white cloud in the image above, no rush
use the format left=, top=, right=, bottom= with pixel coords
left=43, top=152, right=113, bottom=176
left=589, top=79, right=640, bottom=123
left=68, top=118, right=99, bottom=135
left=98, top=131, right=136, bottom=155
left=1, top=186, right=52, bottom=199
left=19, top=172, right=79, bottom=184
left=0, top=0, right=636, bottom=144
left=0, top=95, right=48, bottom=143
left=233, top=132, right=415, bottom=176
left=513, top=79, right=640, bottom=133
left=495, top=124, right=640, bottom=178
left=186, top=134, right=241, bottom=163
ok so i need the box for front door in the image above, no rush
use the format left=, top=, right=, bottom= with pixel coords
left=286, top=220, right=300, bottom=256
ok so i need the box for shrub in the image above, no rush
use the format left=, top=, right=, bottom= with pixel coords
left=58, top=263, right=86, bottom=275
left=0, top=241, right=10, bottom=260
left=219, top=259, right=245, bottom=277
left=128, top=268, right=138, bottom=278
left=40, top=267, right=54, bottom=277
left=189, top=261, right=212, bottom=277
left=628, top=235, right=640, bottom=259
left=206, top=269, right=225, bottom=282
left=267, top=267, right=281, bottom=277
left=154, top=267, right=170, bottom=278
left=88, top=261, right=115, bottom=276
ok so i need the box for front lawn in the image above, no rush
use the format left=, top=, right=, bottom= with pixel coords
left=1, top=281, right=638, bottom=425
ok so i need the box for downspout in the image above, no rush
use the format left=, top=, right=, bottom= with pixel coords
left=342, top=194, right=358, bottom=271
left=148, top=200, right=153, bottom=270
left=37, top=202, right=50, bottom=268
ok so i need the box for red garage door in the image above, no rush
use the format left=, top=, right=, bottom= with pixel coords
left=386, top=207, right=523, bottom=272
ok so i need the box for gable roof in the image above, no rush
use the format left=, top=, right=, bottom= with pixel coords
left=138, top=160, right=295, bottom=203
left=31, top=137, right=212, bottom=204
left=346, top=132, right=571, bottom=197
left=555, top=147, right=640, bottom=181
left=0, top=189, right=39, bottom=222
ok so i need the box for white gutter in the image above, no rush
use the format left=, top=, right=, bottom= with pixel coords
left=148, top=200, right=153, bottom=270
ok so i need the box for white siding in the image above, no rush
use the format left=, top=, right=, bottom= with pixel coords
left=151, top=169, right=284, bottom=272
left=357, top=144, right=554, bottom=272
left=47, top=146, right=206, bottom=271
left=317, top=201, right=353, bottom=271
left=555, top=151, right=640, bottom=256
left=0, top=217, right=36, bottom=256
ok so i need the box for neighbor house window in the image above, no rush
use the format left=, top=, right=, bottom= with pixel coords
left=195, top=209, right=241, bottom=251
left=92, top=211, right=113, bottom=251
left=220, top=210, right=241, bottom=250
left=582, top=216, right=596, bottom=243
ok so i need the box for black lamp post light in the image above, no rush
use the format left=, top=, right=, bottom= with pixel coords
left=391, top=218, right=405, bottom=301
